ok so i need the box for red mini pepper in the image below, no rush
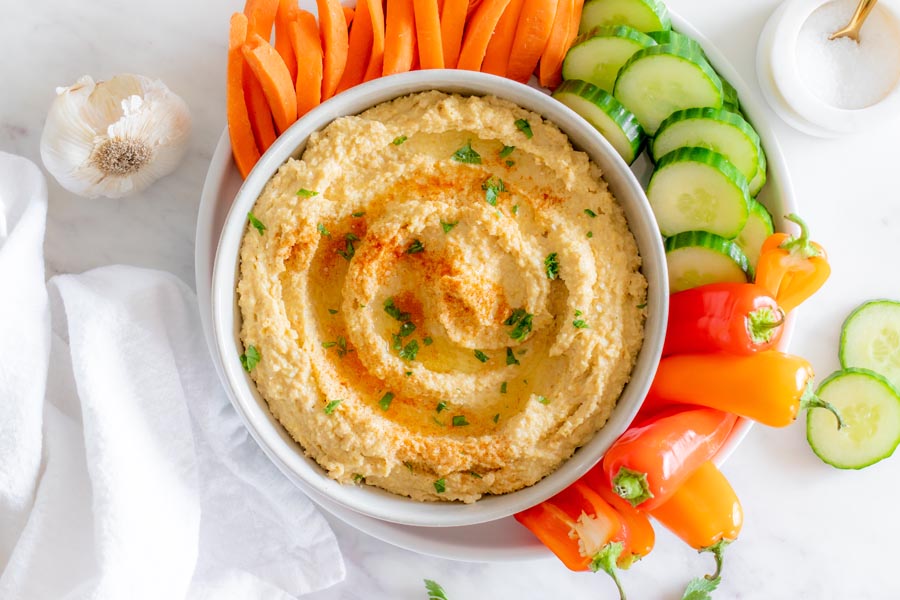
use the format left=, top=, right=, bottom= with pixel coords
left=663, top=282, right=785, bottom=356
left=601, top=408, right=737, bottom=511
left=755, top=214, right=830, bottom=313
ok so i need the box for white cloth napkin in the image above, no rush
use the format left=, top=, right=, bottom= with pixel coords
left=0, top=151, right=345, bottom=599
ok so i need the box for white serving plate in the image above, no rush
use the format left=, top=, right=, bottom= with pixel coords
left=196, top=10, right=796, bottom=561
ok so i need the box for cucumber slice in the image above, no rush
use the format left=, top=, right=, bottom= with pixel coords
left=562, top=26, right=656, bottom=93
left=646, top=30, right=704, bottom=56
left=647, top=147, right=750, bottom=239
left=579, top=0, right=671, bottom=34
left=651, top=108, right=762, bottom=186
left=807, top=368, right=900, bottom=469
left=613, top=45, right=723, bottom=134
left=720, top=77, right=740, bottom=111
left=735, top=198, right=774, bottom=270
left=664, top=231, right=750, bottom=293
left=840, top=300, right=900, bottom=391
left=748, top=142, right=767, bottom=196
left=554, top=80, right=646, bottom=164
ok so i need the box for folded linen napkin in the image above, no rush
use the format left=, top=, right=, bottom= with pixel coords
left=0, top=151, right=345, bottom=599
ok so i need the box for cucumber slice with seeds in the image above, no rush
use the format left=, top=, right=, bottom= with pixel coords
left=807, top=368, right=900, bottom=469
left=840, top=300, right=900, bottom=391
left=613, top=45, right=723, bottom=134
left=647, top=147, right=750, bottom=239
left=554, top=80, right=646, bottom=164
left=562, top=26, right=656, bottom=93
left=652, top=108, right=762, bottom=186
left=665, top=231, right=750, bottom=293
left=579, top=0, right=671, bottom=34
left=646, top=30, right=704, bottom=56
left=735, top=198, right=774, bottom=270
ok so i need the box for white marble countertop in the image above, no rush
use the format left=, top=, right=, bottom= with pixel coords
left=4, top=0, right=900, bottom=597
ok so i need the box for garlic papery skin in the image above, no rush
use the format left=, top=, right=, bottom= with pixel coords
left=40, top=74, right=192, bottom=199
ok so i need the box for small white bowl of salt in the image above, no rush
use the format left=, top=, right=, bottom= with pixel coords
left=757, top=0, right=900, bottom=137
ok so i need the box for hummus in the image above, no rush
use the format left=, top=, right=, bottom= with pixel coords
left=237, top=91, right=647, bottom=503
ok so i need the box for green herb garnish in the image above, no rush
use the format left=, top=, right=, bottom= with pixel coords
left=587, top=231, right=594, bottom=238
left=440, top=220, right=458, bottom=234
left=383, top=297, right=411, bottom=322
left=324, top=399, right=343, bottom=414
left=506, top=347, right=520, bottom=366
left=637, top=302, right=648, bottom=309
left=515, top=118, right=533, bottom=138
left=399, top=339, right=419, bottom=361
left=584, top=208, right=597, bottom=218
left=406, top=239, right=425, bottom=254
left=328, top=308, right=338, bottom=315
left=493, top=413, right=500, bottom=423
left=452, top=415, right=469, bottom=427
left=425, top=579, right=449, bottom=600
left=433, top=479, right=446, bottom=493
left=400, top=321, right=417, bottom=337
left=297, top=188, right=319, bottom=198
left=511, top=204, right=519, bottom=215
left=322, top=341, right=337, bottom=349
left=451, top=141, right=481, bottom=164
left=352, top=211, right=366, bottom=217
left=500, top=381, right=508, bottom=394
left=379, top=392, right=394, bottom=411
left=239, top=345, right=260, bottom=372
left=499, top=145, right=515, bottom=158
left=506, top=160, right=515, bottom=167
left=481, top=176, right=506, bottom=206
left=505, top=308, right=533, bottom=341
left=436, top=401, right=447, bottom=413
left=469, top=471, right=482, bottom=479
left=423, top=336, right=434, bottom=346
left=247, top=212, right=266, bottom=235
left=474, top=349, right=489, bottom=363
left=336, top=235, right=356, bottom=261
left=317, top=223, right=331, bottom=237
left=536, top=395, right=550, bottom=405
left=544, top=253, right=559, bottom=280
left=392, top=135, right=408, bottom=145
left=573, top=319, right=589, bottom=329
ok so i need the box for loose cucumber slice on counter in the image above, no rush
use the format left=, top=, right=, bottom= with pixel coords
left=664, top=231, right=751, bottom=293
left=645, top=29, right=703, bottom=56
left=579, top=0, right=671, bottom=34
left=735, top=198, right=774, bottom=270
left=554, top=80, right=646, bottom=164
left=651, top=107, right=762, bottom=185
left=840, top=300, right=900, bottom=391
left=807, top=368, right=900, bottom=469
left=562, top=26, right=656, bottom=93
left=748, top=142, right=767, bottom=196
left=647, top=147, right=750, bottom=239
left=613, top=45, right=723, bottom=134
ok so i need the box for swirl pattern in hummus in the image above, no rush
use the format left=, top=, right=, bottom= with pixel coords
left=237, top=91, right=647, bottom=503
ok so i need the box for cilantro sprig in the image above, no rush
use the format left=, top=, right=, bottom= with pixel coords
left=239, top=345, right=260, bottom=372
left=451, top=141, right=481, bottom=164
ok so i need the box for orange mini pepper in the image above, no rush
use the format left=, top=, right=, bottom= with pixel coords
left=591, top=476, right=655, bottom=567
left=755, top=214, right=830, bottom=313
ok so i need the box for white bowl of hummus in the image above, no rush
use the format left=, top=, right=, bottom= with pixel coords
left=211, top=70, right=667, bottom=528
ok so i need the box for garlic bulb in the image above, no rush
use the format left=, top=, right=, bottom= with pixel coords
left=40, top=74, right=191, bottom=199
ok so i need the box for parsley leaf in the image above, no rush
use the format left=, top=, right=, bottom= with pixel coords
left=584, top=208, right=597, bottom=218
left=500, top=381, right=508, bottom=394
left=433, top=479, right=446, bottom=493
left=506, top=347, right=520, bottom=366
left=247, top=212, right=266, bottom=235
left=573, top=319, right=589, bottom=329
left=505, top=159, right=515, bottom=167
left=423, top=336, right=434, bottom=346
left=436, top=401, right=447, bottom=413
left=328, top=308, right=338, bottom=314
left=637, top=302, right=648, bottom=309
left=336, top=235, right=356, bottom=261
left=504, top=308, right=527, bottom=326
left=505, top=308, right=533, bottom=341
left=469, top=471, right=483, bottom=478
left=239, top=345, right=260, bottom=372
left=587, top=231, right=594, bottom=238
left=399, top=339, right=419, bottom=361
left=440, top=220, right=458, bottom=234
left=383, top=297, right=411, bottom=322
left=499, top=145, right=515, bottom=158
left=425, top=579, right=449, bottom=600
left=575, top=309, right=583, bottom=316
left=400, top=321, right=417, bottom=337
left=536, top=395, right=550, bottom=405
left=493, top=413, right=500, bottom=423
left=324, top=399, right=343, bottom=415
left=391, top=333, right=403, bottom=351
left=352, top=473, right=365, bottom=483
left=452, top=415, right=469, bottom=427
left=481, top=176, right=506, bottom=206
left=544, top=253, right=559, bottom=280
left=451, top=141, right=481, bottom=164
left=515, top=118, right=533, bottom=138
left=511, top=204, right=519, bottom=215
left=406, top=239, right=425, bottom=254
left=297, top=188, right=319, bottom=198
left=322, top=341, right=337, bottom=349
left=317, top=223, right=331, bottom=237
left=379, top=392, right=394, bottom=411
left=681, top=576, right=721, bottom=600
left=474, top=349, right=489, bottom=363
left=352, top=210, right=366, bottom=217
left=392, top=135, right=408, bottom=145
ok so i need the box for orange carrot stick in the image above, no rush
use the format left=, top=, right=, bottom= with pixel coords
left=336, top=0, right=373, bottom=93
left=228, top=13, right=262, bottom=178
left=414, top=0, right=444, bottom=69
left=481, top=0, right=525, bottom=76
left=506, top=0, right=559, bottom=83
left=290, top=10, right=324, bottom=117
left=243, top=33, right=298, bottom=133
left=456, top=0, right=512, bottom=71
left=383, top=0, right=418, bottom=76
left=364, top=0, right=387, bottom=80
left=244, top=75, right=277, bottom=152
left=538, top=0, right=574, bottom=88
left=274, top=0, right=298, bottom=81
left=440, top=0, right=468, bottom=68
left=316, top=0, right=350, bottom=99
left=244, top=0, right=279, bottom=40
left=344, top=6, right=355, bottom=26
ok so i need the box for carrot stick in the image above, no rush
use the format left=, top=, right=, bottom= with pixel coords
left=316, top=0, right=350, bottom=99
left=481, top=0, right=525, bottom=76
left=364, top=0, right=387, bottom=80
left=538, top=0, right=574, bottom=88
left=344, top=6, right=355, bottom=27
left=290, top=11, right=324, bottom=117
left=244, top=0, right=279, bottom=40
left=244, top=75, right=278, bottom=152
left=228, top=13, right=261, bottom=178
left=414, top=0, right=444, bottom=69
left=243, top=33, right=298, bottom=133
left=439, top=0, right=468, bottom=68
left=506, top=0, right=559, bottom=83
left=383, top=0, right=418, bottom=76
left=456, top=0, right=512, bottom=71
left=336, top=0, right=373, bottom=93
left=274, top=0, right=298, bottom=81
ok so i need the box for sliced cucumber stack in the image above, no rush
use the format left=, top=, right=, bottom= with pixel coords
left=665, top=231, right=750, bottom=293
left=645, top=30, right=704, bottom=56
left=580, top=0, right=671, bottom=34
left=735, top=198, right=774, bottom=270
left=840, top=300, right=900, bottom=391
left=748, top=141, right=767, bottom=197
left=720, top=77, right=741, bottom=112
left=807, top=368, right=900, bottom=469
left=562, top=26, right=656, bottom=93
left=554, top=80, right=646, bottom=164
left=647, top=147, right=750, bottom=238
left=613, top=45, right=723, bottom=134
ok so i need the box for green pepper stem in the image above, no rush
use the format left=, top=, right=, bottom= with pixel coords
left=701, top=539, right=731, bottom=581
left=746, top=307, right=785, bottom=344
left=612, top=467, right=654, bottom=507
left=590, top=542, right=627, bottom=600
left=779, top=214, right=823, bottom=259
left=800, top=383, right=845, bottom=430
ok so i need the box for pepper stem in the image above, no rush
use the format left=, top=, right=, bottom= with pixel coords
left=779, top=214, right=823, bottom=259
left=612, top=467, right=654, bottom=506
left=800, top=382, right=845, bottom=430
left=701, top=539, right=731, bottom=581
left=746, top=307, right=785, bottom=344
left=590, top=542, right=627, bottom=600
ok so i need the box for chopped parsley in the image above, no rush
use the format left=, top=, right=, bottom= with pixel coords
left=506, top=347, right=520, bottom=366
left=352, top=473, right=365, bottom=483
left=351, top=210, right=366, bottom=217
left=399, top=321, right=417, bottom=337
left=573, top=319, right=589, bottom=329
left=544, top=253, right=559, bottom=280
left=505, top=308, right=534, bottom=341
left=296, top=188, right=319, bottom=198
left=322, top=336, right=349, bottom=357
left=405, top=371, right=413, bottom=377
left=391, top=333, right=403, bottom=351
left=324, top=399, right=343, bottom=414
left=473, top=349, right=489, bottom=363
left=392, top=135, right=408, bottom=145
left=575, top=309, right=583, bottom=316
left=336, top=234, right=357, bottom=261
left=423, top=336, right=434, bottom=346
left=239, top=345, right=260, bottom=372
left=493, top=413, right=500, bottom=423
left=379, top=392, right=394, bottom=411
left=587, top=231, right=594, bottom=238
left=440, top=220, right=458, bottom=234
left=425, top=579, right=449, bottom=600
left=406, top=239, right=425, bottom=254
left=384, top=297, right=411, bottom=322
left=511, top=204, right=519, bottom=215
left=433, top=478, right=446, bottom=494
left=505, top=159, right=515, bottom=167
left=500, top=381, right=508, bottom=394
left=436, top=401, right=448, bottom=413
left=481, top=176, right=506, bottom=206
left=451, top=141, right=481, bottom=164
left=499, top=145, right=516, bottom=158
left=328, top=308, right=338, bottom=315
left=399, top=339, right=419, bottom=361
left=317, top=223, right=331, bottom=237
left=515, top=118, right=533, bottom=138
left=504, top=308, right=527, bottom=326
left=536, top=395, right=550, bottom=405
left=432, top=416, right=446, bottom=427
left=322, top=341, right=337, bottom=349
left=452, top=415, right=469, bottom=427
left=247, top=212, right=266, bottom=235
left=637, top=302, right=648, bottom=309
left=584, top=208, right=597, bottom=218
left=469, top=471, right=483, bottom=479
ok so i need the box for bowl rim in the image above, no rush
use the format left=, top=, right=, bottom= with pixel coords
left=210, top=69, right=668, bottom=528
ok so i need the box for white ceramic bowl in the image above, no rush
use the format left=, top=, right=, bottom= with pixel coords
left=211, top=70, right=668, bottom=528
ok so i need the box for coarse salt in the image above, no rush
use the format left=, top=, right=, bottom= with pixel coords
left=795, top=0, right=900, bottom=109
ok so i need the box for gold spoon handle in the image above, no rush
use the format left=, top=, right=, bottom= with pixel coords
left=830, top=0, right=880, bottom=40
